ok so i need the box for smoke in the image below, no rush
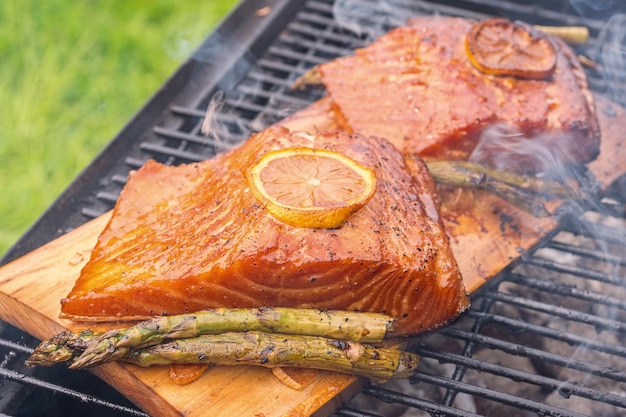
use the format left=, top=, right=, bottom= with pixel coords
left=596, top=14, right=626, bottom=106
left=569, top=0, right=626, bottom=105
left=469, top=124, right=597, bottom=196
left=200, top=91, right=227, bottom=150
left=191, top=31, right=266, bottom=154
left=332, top=0, right=403, bottom=41
left=570, top=0, right=626, bottom=17
left=198, top=88, right=257, bottom=155
left=469, top=123, right=600, bottom=214
left=331, top=0, right=439, bottom=42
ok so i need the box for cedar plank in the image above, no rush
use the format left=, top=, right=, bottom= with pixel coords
left=0, top=96, right=623, bottom=417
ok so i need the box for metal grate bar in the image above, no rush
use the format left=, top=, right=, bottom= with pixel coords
left=361, top=385, right=483, bottom=417
left=417, top=347, right=626, bottom=409
left=286, top=23, right=357, bottom=50
left=152, top=126, right=222, bottom=148
left=169, top=105, right=206, bottom=118
left=441, top=327, right=626, bottom=381
left=523, top=257, right=624, bottom=287
left=466, top=310, right=626, bottom=357
left=484, top=291, right=626, bottom=333
left=265, top=43, right=331, bottom=66
left=409, top=373, right=592, bottom=417
left=546, top=241, right=626, bottom=266
left=244, top=68, right=296, bottom=89
left=123, top=157, right=147, bottom=170
left=139, top=143, right=207, bottom=163
left=516, top=275, right=626, bottom=310
left=0, top=368, right=148, bottom=417
left=94, top=191, right=122, bottom=205
left=334, top=407, right=386, bottom=417
left=562, top=218, right=626, bottom=247
left=255, top=58, right=310, bottom=78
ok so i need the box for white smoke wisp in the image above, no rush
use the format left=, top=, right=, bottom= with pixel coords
left=191, top=29, right=269, bottom=154
left=200, top=91, right=232, bottom=154
left=467, top=123, right=609, bottom=220
left=201, top=91, right=225, bottom=136
left=598, top=13, right=626, bottom=106
left=470, top=125, right=583, bottom=180
left=570, top=0, right=624, bottom=15
left=332, top=0, right=403, bottom=42
left=331, top=0, right=442, bottom=43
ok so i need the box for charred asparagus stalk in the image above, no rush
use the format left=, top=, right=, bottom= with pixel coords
left=26, top=321, right=417, bottom=381
left=425, top=159, right=574, bottom=217
left=27, top=308, right=395, bottom=368
left=122, top=332, right=419, bottom=382
left=426, top=160, right=572, bottom=198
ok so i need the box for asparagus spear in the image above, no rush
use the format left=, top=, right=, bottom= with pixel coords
left=27, top=321, right=418, bottom=382
left=426, top=160, right=572, bottom=198
left=28, top=331, right=419, bottom=381
left=27, top=308, right=395, bottom=368
left=26, top=330, right=95, bottom=367
left=121, top=332, right=419, bottom=382
left=425, top=159, right=575, bottom=217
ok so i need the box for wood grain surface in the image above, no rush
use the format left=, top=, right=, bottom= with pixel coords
left=0, top=96, right=623, bottom=417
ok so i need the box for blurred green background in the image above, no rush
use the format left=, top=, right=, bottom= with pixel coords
left=0, top=0, right=239, bottom=257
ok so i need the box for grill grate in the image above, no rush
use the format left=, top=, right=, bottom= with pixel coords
left=2, top=0, right=626, bottom=416
left=373, top=206, right=626, bottom=417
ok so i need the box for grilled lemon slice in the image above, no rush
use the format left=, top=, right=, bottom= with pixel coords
left=466, top=18, right=557, bottom=80
left=246, top=147, right=376, bottom=229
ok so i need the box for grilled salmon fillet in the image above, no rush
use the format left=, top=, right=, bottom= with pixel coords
left=60, top=127, right=469, bottom=337
left=318, top=16, right=600, bottom=171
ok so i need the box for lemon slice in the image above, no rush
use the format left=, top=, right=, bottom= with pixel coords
left=465, top=18, right=557, bottom=80
left=246, top=147, right=377, bottom=228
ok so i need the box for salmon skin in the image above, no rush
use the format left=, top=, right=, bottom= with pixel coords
left=318, top=16, right=600, bottom=172
left=60, top=127, right=469, bottom=337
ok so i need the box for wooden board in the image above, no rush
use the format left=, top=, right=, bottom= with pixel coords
left=0, top=96, right=624, bottom=417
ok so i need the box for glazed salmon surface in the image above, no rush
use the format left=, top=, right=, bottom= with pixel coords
left=61, top=127, right=469, bottom=337
left=318, top=16, right=600, bottom=170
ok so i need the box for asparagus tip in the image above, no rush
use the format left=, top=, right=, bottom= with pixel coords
left=25, top=331, right=90, bottom=367
left=69, top=334, right=128, bottom=369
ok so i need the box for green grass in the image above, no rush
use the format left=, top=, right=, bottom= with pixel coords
left=0, top=0, right=238, bottom=257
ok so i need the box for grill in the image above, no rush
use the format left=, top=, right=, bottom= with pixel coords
left=2, top=0, right=626, bottom=416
